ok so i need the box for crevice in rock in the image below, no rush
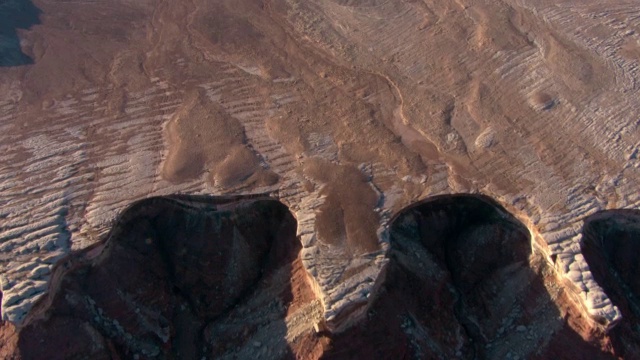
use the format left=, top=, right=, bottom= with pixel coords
left=393, top=194, right=531, bottom=359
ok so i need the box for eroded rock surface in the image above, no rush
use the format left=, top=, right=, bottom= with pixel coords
left=1, top=195, right=629, bottom=359
left=324, top=195, right=616, bottom=359
left=0, top=196, right=321, bottom=359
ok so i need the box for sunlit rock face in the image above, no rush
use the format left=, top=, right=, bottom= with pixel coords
left=2, top=0, right=640, bottom=357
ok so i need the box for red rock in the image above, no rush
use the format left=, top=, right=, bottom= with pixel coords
left=1, top=195, right=638, bottom=359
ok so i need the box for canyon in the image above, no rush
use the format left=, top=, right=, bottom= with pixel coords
left=1, top=0, right=640, bottom=358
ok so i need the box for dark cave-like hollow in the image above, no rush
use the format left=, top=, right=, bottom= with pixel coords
left=581, top=210, right=640, bottom=358
left=323, top=194, right=612, bottom=360
left=16, top=195, right=308, bottom=359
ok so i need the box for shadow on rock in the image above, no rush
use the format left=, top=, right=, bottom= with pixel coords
left=0, top=0, right=40, bottom=66
left=9, top=195, right=310, bottom=359
left=323, top=194, right=615, bottom=360
left=582, top=209, right=640, bottom=358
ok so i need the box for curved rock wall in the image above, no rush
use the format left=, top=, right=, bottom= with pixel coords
left=2, top=194, right=634, bottom=359
left=323, top=195, right=617, bottom=359
left=582, top=210, right=640, bottom=358
left=0, top=196, right=320, bottom=359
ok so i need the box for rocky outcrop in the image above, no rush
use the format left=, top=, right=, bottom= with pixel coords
left=0, top=195, right=320, bottom=359
left=2, top=194, right=638, bottom=359
left=582, top=210, right=640, bottom=358
left=2, top=0, right=640, bottom=357
left=323, top=195, right=616, bottom=359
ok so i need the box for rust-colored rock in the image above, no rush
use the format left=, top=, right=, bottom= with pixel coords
left=2, top=195, right=638, bottom=359
left=1, top=195, right=317, bottom=359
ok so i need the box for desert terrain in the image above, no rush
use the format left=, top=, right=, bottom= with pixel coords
left=1, top=0, right=640, bottom=358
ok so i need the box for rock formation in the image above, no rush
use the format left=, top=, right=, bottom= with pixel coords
left=0, top=195, right=323, bottom=359
left=323, top=195, right=621, bottom=359
left=581, top=210, right=640, bottom=358
left=1, top=0, right=640, bottom=358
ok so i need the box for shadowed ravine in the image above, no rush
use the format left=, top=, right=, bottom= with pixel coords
left=323, top=195, right=614, bottom=360
left=582, top=210, right=640, bottom=358
left=0, top=195, right=637, bottom=359
left=2, top=195, right=316, bottom=359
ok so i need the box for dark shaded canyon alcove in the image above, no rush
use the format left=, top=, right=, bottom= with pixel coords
left=0, top=195, right=629, bottom=359
left=8, top=195, right=312, bottom=359
left=582, top=210, right=640, bottom=358
left=322, top=195, right=615, bottom=360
